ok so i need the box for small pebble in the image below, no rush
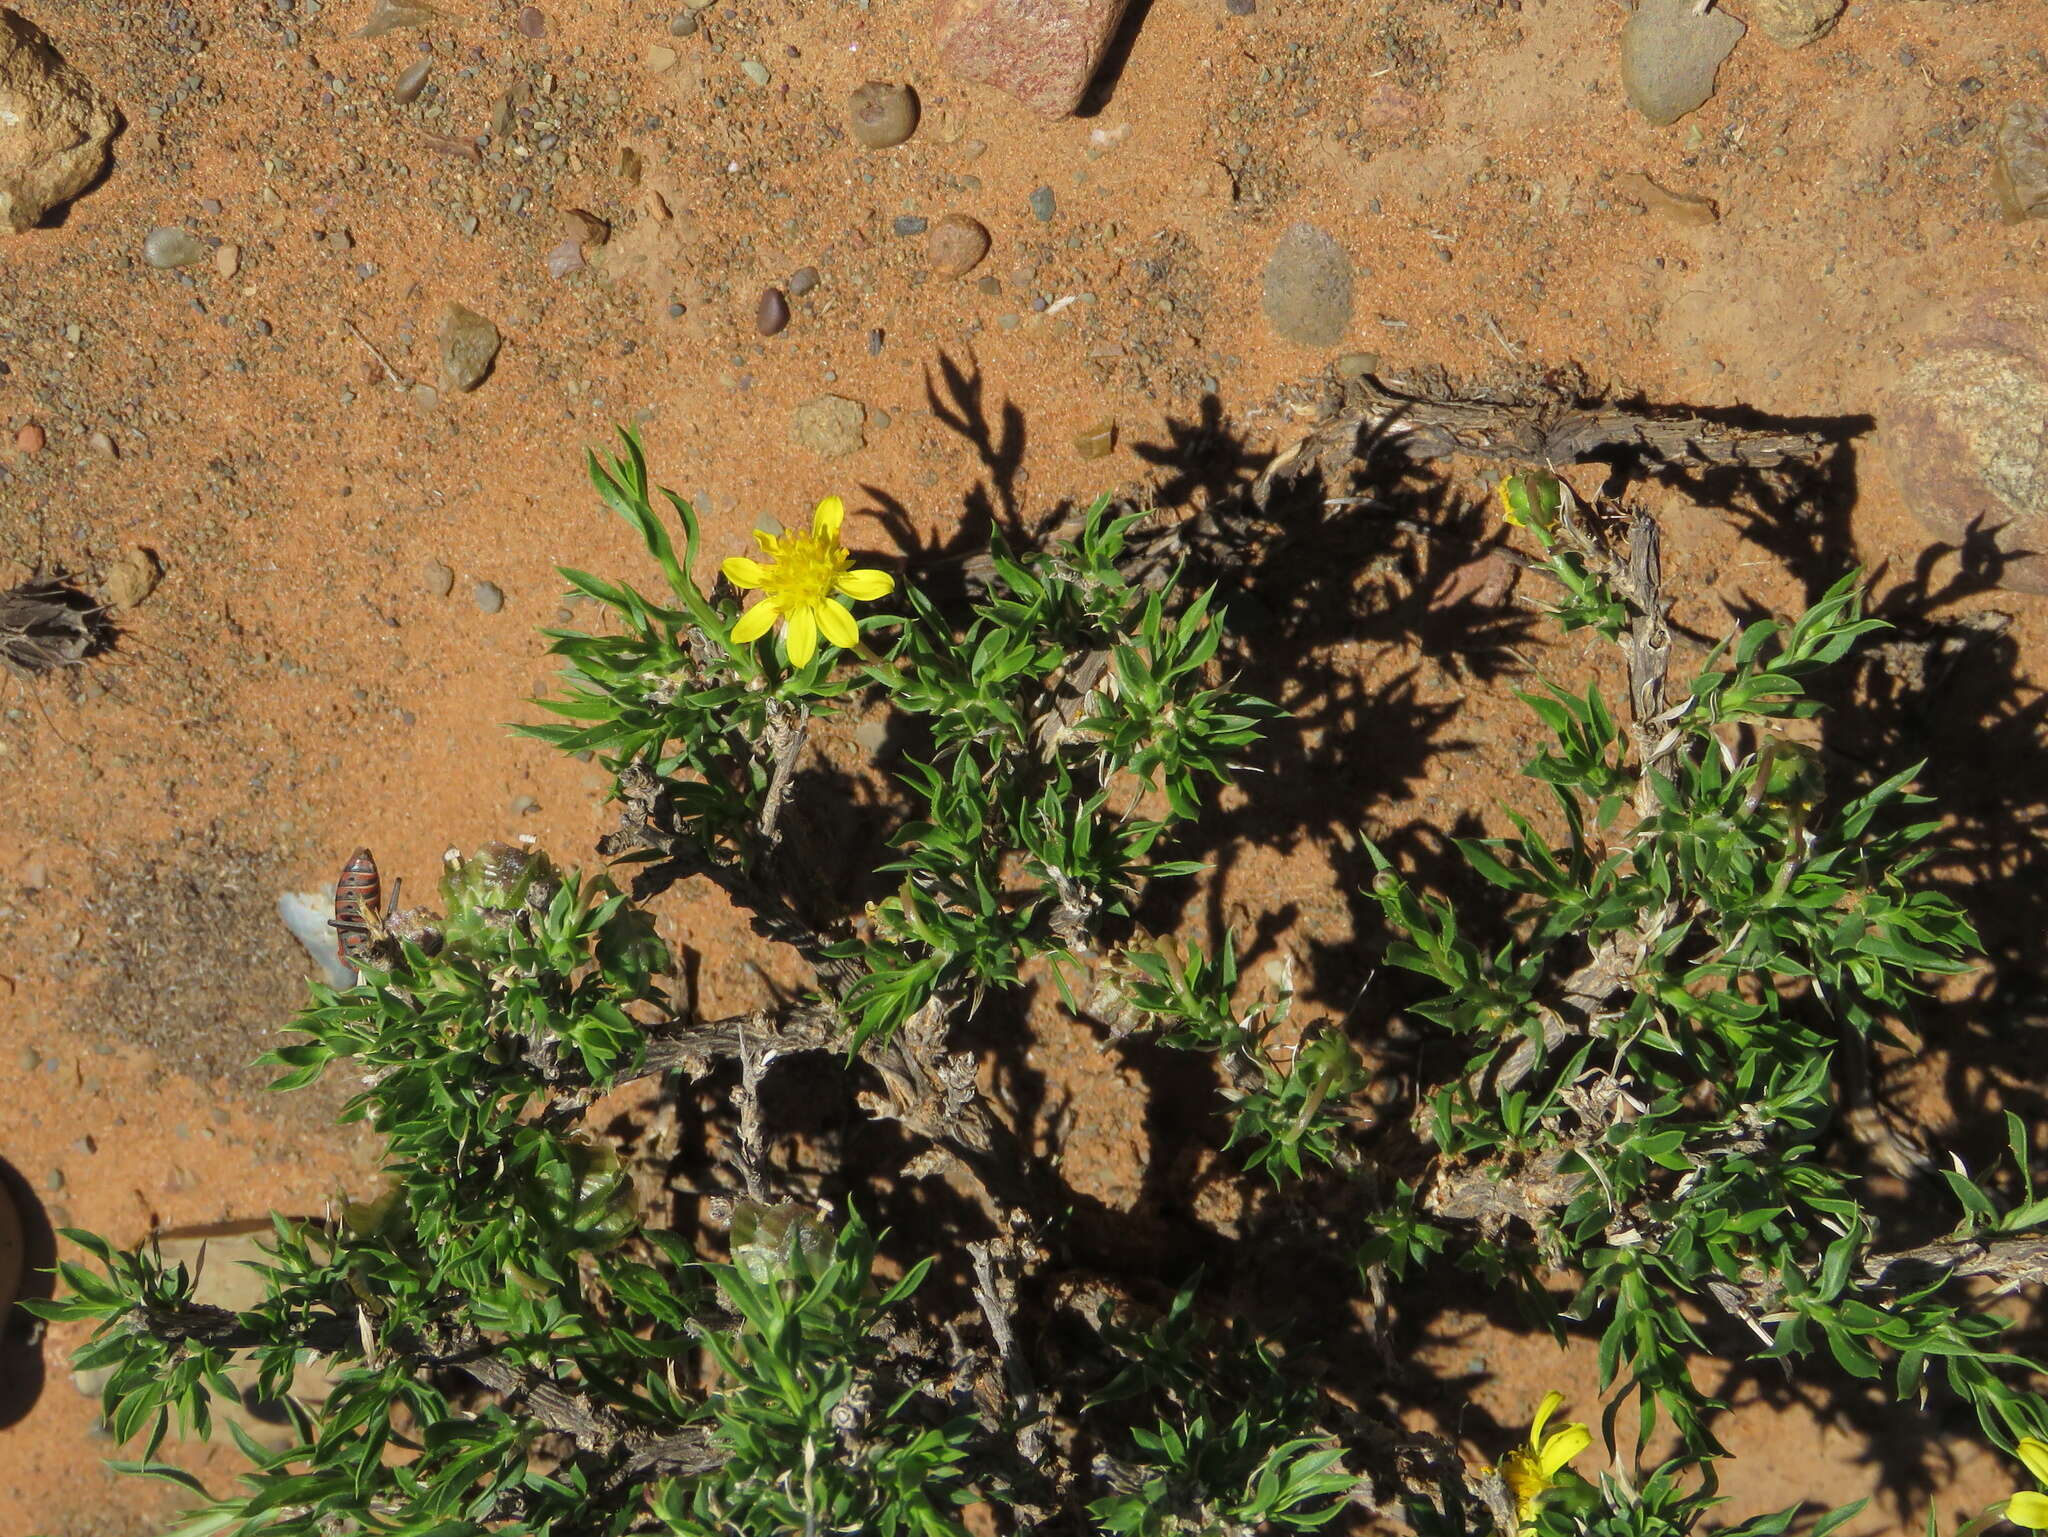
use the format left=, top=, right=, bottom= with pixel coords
left=439, top=302, right=501, bottom=392
left=15, top=1047, right=38, bottom=1072
left=976, top=274, right=1002, bottom=295
left=199, top=196, right=223, bottom=216
left=562, top=209, right=610, bottom=246
left=867, top=327, right=884, bottom=355
left=1028, top=185, right=1057, bottom=222
left=423, top=560, right=454, bottom=597
left=214, top=242, right=240, bottom=278
left=668, top=11, right=698, bottom=34
left=741, top=58, right=770, bottom=86
left=392, top=57, right=432, bottom=102
left=45, top=1169, right=65, bottom=1193
left=473, top=580, right=505, bottom=614
left=928, top=213, right=991, bottom=277
left=142, top=226, right=208, bottom=268
left=757, top=286, right=791, bottom=335
left=1226, top=0, right=1255, bottom=12
left=546, top=240, right=585, bottom=278
left=510, top=794, right=540, bottom=815
left=515, top=5, right=545, bottom=36
left=1074, top=418, right=1116, bottom=459
left=1335, top=351, right=1380, bottom=379
left=788, top=265, right=820, bottom=296
left=892, top=214, right=929, bottom=236
left=87, top=431, right=116, bottom=457
left=14, top=422, right=45, bottom=454
left=847, top=81, right=919, bottom=148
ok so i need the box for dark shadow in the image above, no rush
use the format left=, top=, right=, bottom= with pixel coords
left=1075, top=0, right=1157, bottom=118
left=0, top=1158, right=54, bottom=1429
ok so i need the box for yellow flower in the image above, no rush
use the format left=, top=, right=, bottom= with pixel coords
left=2008, top=1437, right=2048, bottom=1529
left=1497, top=1391, right=1591, bottom=1535
left=721, top=496, right=894, bottom=668
left=1496, top=472, right=1562, bottom=536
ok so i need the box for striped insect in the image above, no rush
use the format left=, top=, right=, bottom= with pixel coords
left=329, top=847, right=401, bottom=967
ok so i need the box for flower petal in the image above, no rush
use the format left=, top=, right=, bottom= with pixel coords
left=785, top=605, right=818, bottom=669
left=816, top=597, right=859, bottom=651
left=834, top=566, right=894, bottom=602
left=2021, top=1439, right=2048, bottom=1487
left=751, top=528, right=777, bottom=553
left=1537, top=1422, right=1590, bottom=1480
left=731, top=600, right=780, bottom=644
left=1528, top=1391, right=1563, bottom=1449
left=2010, top=1492, right=2048, bottom=1530
left=722, top=557, right=771, bottom=589
left=810, top=495, right=845, bottom=542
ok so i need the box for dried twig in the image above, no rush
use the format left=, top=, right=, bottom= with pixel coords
left=1255, top=373, right=1828, bottom=507
left=1, top=578, right=108, bottom=676
left=341, top=317, right=414, bottom=389
left=731, top=1012, right=770, bottom=1203
left=757, top=701, right=810, bottom=846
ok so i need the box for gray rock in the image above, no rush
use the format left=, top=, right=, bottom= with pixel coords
left=1620, top=0, right=1745, bottom=126
left=790, top=394, right=867, bottom=458
left=0, top=9, right=121, bottom=234
left=1745, top=0, right=1842, bottom=48
left=1028, top=184, right=1057, bottom=222
left=1880, top=291, right=2048, bottom=593
left=788, top=264, right=820, bottom=296
left=422, top=559, right=454, bottom=597
left=892, top=214, right=929, bottom=236
left=847, top=80, right=919, bottom=148
left=391, top=57, right=432, bottom=103
left=473, top=579, right=505, bottom=613
left=1261, top=223, right=1353, bottom=347
left=439, top=302, right=501, bottom=391
left=1993, top=103, right=2048, bottom=223
left=142, top=225, right=208, bottom=268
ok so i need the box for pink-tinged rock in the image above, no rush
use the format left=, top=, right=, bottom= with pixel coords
left=1880, top=290, right=2048, bottom=594
left=545, top=238, right=585, bottom=278
left=932, top=0, right=1135, bottom=119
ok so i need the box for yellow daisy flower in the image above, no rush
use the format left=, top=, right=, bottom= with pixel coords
left=721, top=495, right=894, bottom=669
left=1497, top=1391, right=1591, bottom=1536
left=2007, top=1436, right=2048, bottom=1529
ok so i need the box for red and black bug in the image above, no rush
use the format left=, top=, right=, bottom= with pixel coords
left=329, top=847, right=401, bottom=966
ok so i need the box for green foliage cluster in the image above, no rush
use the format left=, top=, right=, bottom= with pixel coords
left=1366, top=484, right=2047, bottom=1460
left=25, top=452, right=2048, bottom=1537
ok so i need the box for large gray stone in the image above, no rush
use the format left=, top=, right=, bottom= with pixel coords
left=1620, top=0, right=1745, bottom=127
left=0, top=9, right=120, bottom=233
left=1881, top=291, right=2048, bottom=594
left=1261, top=224, right=1353, bottom=349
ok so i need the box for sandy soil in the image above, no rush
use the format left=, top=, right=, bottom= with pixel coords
left=3, top=0, right=2045, bottom=1530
